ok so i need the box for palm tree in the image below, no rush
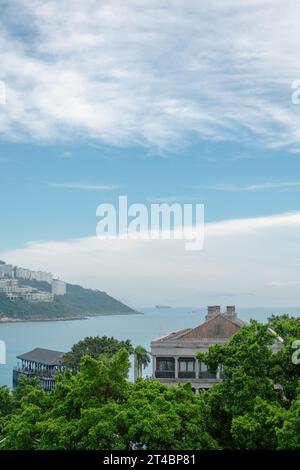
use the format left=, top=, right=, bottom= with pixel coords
left=133, top=345, right=151, bottom=381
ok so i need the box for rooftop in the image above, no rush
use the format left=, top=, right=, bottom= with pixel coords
left=152, top=309, right=245, bottom=344
left=17, top=347, right=65, bottom=366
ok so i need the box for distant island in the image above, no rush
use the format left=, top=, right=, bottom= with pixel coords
left=0, top=261, right=137, bottom=322
left=155, top=304, right=171, bottom=309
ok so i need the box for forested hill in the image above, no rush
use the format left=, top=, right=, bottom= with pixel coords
left=0, top=281, right=136, bottom=321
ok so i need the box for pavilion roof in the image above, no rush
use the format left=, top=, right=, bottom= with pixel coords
left=17, top=348, right=65, bottom=366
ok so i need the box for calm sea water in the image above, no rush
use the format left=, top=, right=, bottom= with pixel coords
left=1, top=306, right=300, bottom=388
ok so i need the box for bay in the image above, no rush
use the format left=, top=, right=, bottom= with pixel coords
left=1, top=306, right=299, bottom=388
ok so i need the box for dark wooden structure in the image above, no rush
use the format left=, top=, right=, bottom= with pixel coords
left=13, top=347, right=65, bottom=391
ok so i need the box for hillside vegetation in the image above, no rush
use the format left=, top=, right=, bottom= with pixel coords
left=0, top=281, right=135, bottom=321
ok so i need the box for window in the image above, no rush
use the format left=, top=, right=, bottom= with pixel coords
left=179, top=358, right=195, bottom=372
left=157, top=357, right=175, bottom=371
left=199, top=361, right=216, bottom=379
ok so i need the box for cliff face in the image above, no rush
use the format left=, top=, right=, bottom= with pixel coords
left=0, top=281, right=136, bottom=321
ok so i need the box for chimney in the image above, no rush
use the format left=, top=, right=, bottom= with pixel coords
left=205, top=305, right=221, bottom=321
left=225, top=305, right=236, bottom=320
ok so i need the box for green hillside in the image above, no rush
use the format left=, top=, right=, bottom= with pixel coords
left=0, top=281, right=136, bottom=321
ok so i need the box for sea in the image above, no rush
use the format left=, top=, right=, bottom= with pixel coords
left=1, top=306, right=300, bottom=388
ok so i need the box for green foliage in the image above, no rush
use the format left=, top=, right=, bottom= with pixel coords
left=231, top=397, right=287, bottom=449
left=1, top=314, right=300, bottom=450
left=197, top=320, right=297, bottom=448
left=267, top=315, right=300, bottom=401
left=63, top=336, right=134, bottom=370
left=11, top=375, right=41, bottom=404
left=268, top=314, right=300, bottom=341
left=17, top=278, right=52, bottom=292
left=118, top=380, right=218, bottom=450
left=134, top=345, right=151, bottom=377
left=59, top=283, right=135, bottom=316
left=0, top=386, right=13, bottom=417
left=0, top=349, right=217, bottom=450
left=277, top=385, right=300, bottom=449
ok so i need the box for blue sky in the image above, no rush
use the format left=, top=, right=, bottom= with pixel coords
left=1, top=0, right=300, bottom=307
left=1, top=138, right=300, bottom=251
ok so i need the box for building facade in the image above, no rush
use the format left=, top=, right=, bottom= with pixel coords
left=0, top=278, right=54, bottom=302
left=51, top=279, right=67, bottom=296
left=0, top=278, right=18, bottom=293
left=15, top=267, right=53, bottom=284
left=0, top=263, right=14, bottom=278
left=151, top=305, right=282, bottom=392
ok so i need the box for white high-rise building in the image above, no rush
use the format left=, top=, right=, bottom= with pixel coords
left=15, top=267, right=32, bottom=280
left=51, top=279, right=67, bottom=296
left=33, top=271, right=53, bottom=283
left=0, top=263, right=14, bottom=278
left=15, top=267, right=53, bottom=284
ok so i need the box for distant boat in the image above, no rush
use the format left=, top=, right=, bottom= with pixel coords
left=155, top=304, right=171, bottom=309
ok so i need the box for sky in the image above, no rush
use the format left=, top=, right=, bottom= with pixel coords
left=1, top=0, right=300, bottom=307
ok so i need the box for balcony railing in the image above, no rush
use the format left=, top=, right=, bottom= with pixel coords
left=178, top=371, right=195, bottom=379
left=13, top=367, right=60, bottom=378
left=199, top=370, right=217, bottom=379
left=155, top=370, right=175, bottom=379
left=13, top=369, right=57, bottom=391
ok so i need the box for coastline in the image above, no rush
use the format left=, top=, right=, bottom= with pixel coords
left=0, top=310, right=143, bottom=323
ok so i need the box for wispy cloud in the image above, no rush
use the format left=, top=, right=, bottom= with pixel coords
left=1, top=1, right=300, bottom=151
left=146, top=195, right=198, bottom=203
left=204, top=181, right=300, bottom=192
left=47, top=182, right=120, bottom=191
left=268, top=280, right=300, bottom=287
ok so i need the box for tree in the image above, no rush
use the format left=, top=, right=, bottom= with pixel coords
left=268, top=314, right=300, bottom=341
left=277, top=384, right=300, bottom=449
left=231, top=397, right=287, bottom=449
left=1, top=315, right=300, bottom=450
left=0, top=350, right=217, bottom=450
left=267, top=315, right=300, bottom=402
left=134, top=345, right=151, bottom=380
left=197, top=321, right=283, bottom=448
left=63, top=335, right=134, bottom=370
left=0, top=386, right=13, bottom=417
left=113, top=380, right=218, bottom=450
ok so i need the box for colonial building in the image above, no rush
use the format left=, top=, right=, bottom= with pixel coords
left=13, top=348, right=65, bottom=391
left=151, top=305, right=282, bottom=392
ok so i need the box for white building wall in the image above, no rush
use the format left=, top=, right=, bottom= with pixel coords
left=0, top=264, right=14, bottom=278
left=15, top=267, right=53, bottom=284
left=51, top=279, right=66, bottom=296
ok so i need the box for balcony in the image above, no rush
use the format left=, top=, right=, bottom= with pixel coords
left=199, top=370, right=217, bottom=379
left=13, top=368, right=57, bottom=391
left=178, top=371, right=195, bottom=379
left=155, top=370, right=175, bottom=379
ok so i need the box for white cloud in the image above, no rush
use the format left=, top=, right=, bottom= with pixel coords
left=2, top=211, right=300, bottom=307
left=146, top=195, right=197, bottom=203
left=203, top=181, right=300, bottom=192
left=47, top=182, right=120, bottom=191
left=1, top=0, right=300, bottom=150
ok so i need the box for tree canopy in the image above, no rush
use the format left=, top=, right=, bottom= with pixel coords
left=0, top=315, right=300, bottom=450
left=0, top=350, right=217, bottom=450
left=63, top=335, right=134, bottom=370
left=197, top=316, right=300, bottom=449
